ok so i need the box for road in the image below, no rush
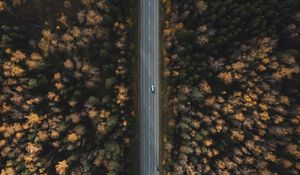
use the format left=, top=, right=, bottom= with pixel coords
left=140, top=0, right=160, bottom=174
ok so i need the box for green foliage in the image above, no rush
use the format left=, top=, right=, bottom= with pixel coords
left=28, top=79, right=38, bottom=88
left=87, top=96, right=99, bottom=105
left=180, top=145, right=193, bottom=154
left=105, top=77, right=117, bottom=89
left=191, top=87, right=203, bottom=101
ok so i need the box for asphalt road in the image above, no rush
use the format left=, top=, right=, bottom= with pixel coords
left=140, top=0, right=160, bottom=174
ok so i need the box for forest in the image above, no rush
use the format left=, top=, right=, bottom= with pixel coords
left=0, top=0, right=137, bottom=174
left=162, top=0, right=300, bottom=174
left=1, top=0, right=300, bottom=174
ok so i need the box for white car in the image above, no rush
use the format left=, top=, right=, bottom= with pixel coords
left=151, top=85, right=155, bottom=93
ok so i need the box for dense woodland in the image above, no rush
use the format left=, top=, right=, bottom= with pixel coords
left=0, top=0, right=136, bottom=174
left=1, top=0, right=300, bottom=174
left=162, top=0, right=300, bottom=174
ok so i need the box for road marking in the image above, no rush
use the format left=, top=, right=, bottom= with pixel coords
left=141, top=0, right=159, bottom=174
